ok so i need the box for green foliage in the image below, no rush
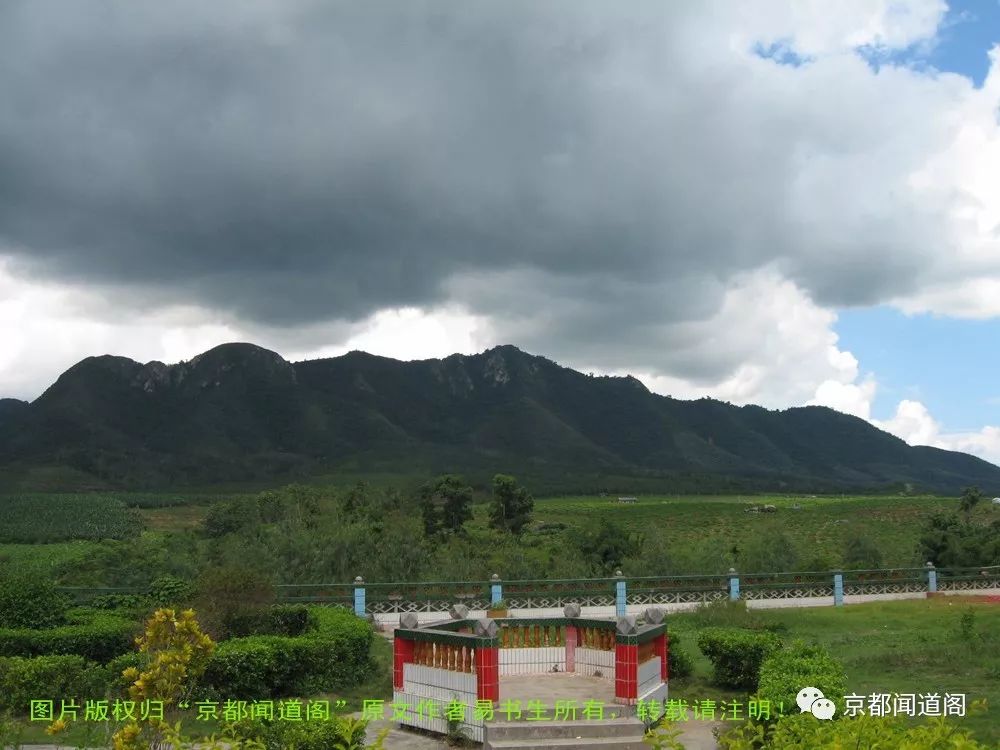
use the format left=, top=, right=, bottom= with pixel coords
left=756, top=640, right=846, bottom=715
left=574, top=518, right=640, bottom=575
left=419, top=475, right=474, bottom=536
left=665, top=631, right=693, bottom=679
left=842, top=534, right=883, bottom=569
left=697, top=628, right=783, bottom=690
left=737, top=529, right=799, bottom=573
left=688, top=600, right=766, bottom=631
left=919, top=512, right=1000, bottom=567
left=489, top=474, right=534, bottom=535
left=643, top=722, right=685, bottom=749
left=105, top=651, right=147, bottom=693
left=195, top=566, right=277, bottom=640
left=719, top=707, right=993, bottom=749
left=0, top=612, right=137, bottom=662
left=0, top=654, right=111, bottom=713
left=0, top=494, right=143, bottom=543
left=203, top=499, right=254, bottom=538
left=148, top=575, right=195, bottom=606
left=959, top=485, right=985, bottom=515
left=0, top=575, right=71, bottom=629
left=227, top=714, right=385, bottom=750
left=90, top=593, right=151, bottom=613
left=203, top=613, right=373, bottom=697
left=268, top=604, right=311, bottom=636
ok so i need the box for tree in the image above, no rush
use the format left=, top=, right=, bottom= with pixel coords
left=842, top=535, right=883, bottom=570
left=920, top=512, right=1000, bottom=568
left=419, top=475, right=473, bottom=536
left=575, top=518, right=638, bottom=575
left=488, top=474, right=534, bottom=535
left=738, top=529, right=799, bottom=573
left=959, top=485, right=984, bottom=516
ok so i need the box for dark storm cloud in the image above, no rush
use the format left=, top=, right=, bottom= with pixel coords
left=0, top=1, right=951, bottom=357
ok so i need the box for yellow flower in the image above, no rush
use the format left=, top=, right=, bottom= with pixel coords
left=45, top=718, right=68, bottom=735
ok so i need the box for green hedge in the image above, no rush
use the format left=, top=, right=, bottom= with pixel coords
left=719, top=712, right=993, bottom=749
left=228, top=715, right=371, bottom=750
left=222, top=604, right=313, bottom=638
left=0, top=655, right=111, bottom=714
left=757, top=641, right=847, bottom=715
left=0, top=613, right=137, bottom=663
left=203, top=612, right=373, bottom=698
left=697, top=627, right=783, bottom=690
left=269, top=604, right=311, bottom=636
left=666, top=631, right=693, bottom=679
left=0, top=576, right=72, bottom=629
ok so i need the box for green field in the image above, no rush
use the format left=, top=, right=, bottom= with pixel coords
left=530, top=493, right=971, bottom=570
left=0, top=490, right=989, bottom=584
left=0, top=494, right=144, bottom=543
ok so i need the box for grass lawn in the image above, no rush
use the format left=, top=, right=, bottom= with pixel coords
left=667, top=598, right=1000, bottom=746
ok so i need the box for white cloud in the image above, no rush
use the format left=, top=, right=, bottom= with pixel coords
left=0, top=259, right=491, bottom=400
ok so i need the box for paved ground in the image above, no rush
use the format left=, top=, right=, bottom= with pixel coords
left=498, top=673, right=618, bottom=709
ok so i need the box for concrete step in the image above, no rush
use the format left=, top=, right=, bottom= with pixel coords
left=485, top=737, right=647, bottom=750
left=487, top=717, right=645, bottom=741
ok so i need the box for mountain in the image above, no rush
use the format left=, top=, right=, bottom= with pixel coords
left=0, top=342, right=998, bottom=494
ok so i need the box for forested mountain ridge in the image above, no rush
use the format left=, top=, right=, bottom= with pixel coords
left=0, top=342, right=997, bottom=493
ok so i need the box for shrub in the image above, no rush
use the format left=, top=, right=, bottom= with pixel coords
left=0, top=655, right=111, bottom=714
left=195, top=567, right=276, bottom=640
left=756, top=641, right=846, bottom=715
left=203, top=628, right=374, bottom=698
left=308, top=606, right=372, bottom=638
left=227, top=715, right=385, bottom=750
left=113, top=608, right=217, bottom=750
left=842, top=535, right=883, bottom=570
left=148, top=576, right=195, bottom=606
left=0, top=576, right=71, bottom=629
left=719, top=709, right=992, bottom=749
left=268, top=604, right=310, bottom=636
left=697, top=628, right=783, bottom=690
left=202, top=638, right=281, bottom=698
left=90, top=593, right=151, bottom=613
left=665, top=631, right=693, bottom=680
left=0, top=613, right=137, bottom=662
left=105, top=651, right=147, bottom=694
left=689, top=600, right=764, bottom=630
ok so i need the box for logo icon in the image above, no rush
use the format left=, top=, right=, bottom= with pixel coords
left=796, top=686, right=837, bottom=720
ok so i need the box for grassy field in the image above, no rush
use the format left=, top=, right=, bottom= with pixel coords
left=0, top=540, right=105, bottom=575
left=0, top=494, right=144, bottom=543
left=530, top=493, right=972, bottom=568
left=667, top=598, right=1000, bottom=745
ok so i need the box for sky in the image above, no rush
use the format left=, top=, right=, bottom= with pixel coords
left=1, top=1, right=1000, bottom=463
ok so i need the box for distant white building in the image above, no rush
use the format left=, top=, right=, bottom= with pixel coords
left=992, top=497, right=1000, bottom=505
left=617, top=496, right=637, bottom=504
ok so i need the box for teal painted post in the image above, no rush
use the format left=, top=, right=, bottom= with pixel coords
left=729, top=568, right=740, bottom=601
left=833, top=572, right=844, bottom=607
left=926, top=562, right=937, bottom=593
left=490, top=573, right=503, bottom=605
left=353, top=576, right=366, bottom=617
left=615, top=570, right=626, bottom=616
